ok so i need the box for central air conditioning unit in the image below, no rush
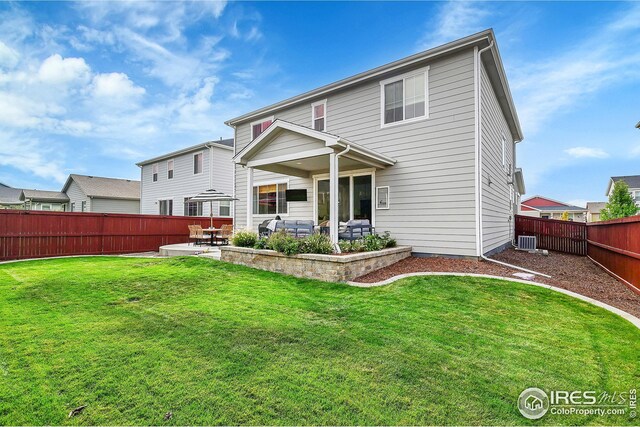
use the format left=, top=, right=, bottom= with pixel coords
left=517, top=235, right=537, bottom=251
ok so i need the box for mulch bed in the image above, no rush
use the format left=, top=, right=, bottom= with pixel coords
left=354, top=248, right=640, bottom=319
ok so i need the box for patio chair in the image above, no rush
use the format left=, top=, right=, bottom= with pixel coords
left=274, top=220, right=314, bottom=238
left=338, top=219, right=374, bottom=241
left=258, top=219, right=272, bottom=237
left=189, top=224, right=212, bottom=246
left=214, top=224, right=233, bottom=246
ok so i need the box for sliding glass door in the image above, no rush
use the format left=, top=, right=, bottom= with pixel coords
left=316, top=174, right=372, bottom=224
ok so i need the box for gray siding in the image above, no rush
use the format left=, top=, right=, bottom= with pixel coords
left=235, top=49, right=479, bottom=256
left=480, top=61, right=515, bottom=253
left=140, top=145, right=234, bottom=217
left=66, top=181, right=90, bottom=212
left=91, top=198, right=140, bottom=214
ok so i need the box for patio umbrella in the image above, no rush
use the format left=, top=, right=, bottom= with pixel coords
left=188, top=189, right=238, bottom=228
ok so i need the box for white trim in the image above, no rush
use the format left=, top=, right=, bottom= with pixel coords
left=375, top=186, right=390, bottom=210
left=152, top=163, right=159, bottom=183
left=167, top=159, right=174, bottom=180
left=193, top=151, right=204, bottom=175
left=311, top=99, right=327, bottom=131
left=473, top=46, right=481, bottom=257
left=379, top=66, right=429, bottom=129
left=501, top=132, right=507, bottom=170
left=250, top=115, right=275, bottom=141
left=246, top=147, right=334, bottom=168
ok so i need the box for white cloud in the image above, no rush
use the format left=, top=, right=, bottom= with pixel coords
left=0, top=41, right=20, bottom=68
left=38, top=54, right=91, bottom=86
left=564, top=147, right=609, bottom=159
left=420, top=2, right=489, bottom=49
left=0, top=130, right=67, bottom=183
left=91, top=72, right=145, bottom=100
left=512, top=3, right=640, bottom=135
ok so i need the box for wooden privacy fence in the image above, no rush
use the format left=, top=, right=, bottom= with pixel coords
left=515, top=214, right=640, bottom=291
left=0, top=210, right=233, bottom=261
left=514, top=215, right=587, bottom=255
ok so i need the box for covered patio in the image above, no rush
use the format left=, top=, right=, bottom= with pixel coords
left=233, top=120, right=396, bottom=244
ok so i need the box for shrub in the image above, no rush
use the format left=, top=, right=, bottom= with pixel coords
left=231, top=229, right=257, bottom=248
left=301, top=233, right=334, bottom=255
left=253, top=236, right=269, bottom=250
left=266, top=230, right=296, bottom=253
left=362, top=234, right=385, bottom=251
left=282, top=239, right=303, bottom=256
left=380, top=231, right=397, bottom=248
left=338, top=239, right=364, bottom=253
left=339, top=232, right=395, bottom=253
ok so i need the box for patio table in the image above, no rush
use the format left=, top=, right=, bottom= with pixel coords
left=202, top=228, right=220, bottom=246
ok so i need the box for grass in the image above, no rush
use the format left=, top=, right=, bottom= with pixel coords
left=0, top=256, right=638, bottom=426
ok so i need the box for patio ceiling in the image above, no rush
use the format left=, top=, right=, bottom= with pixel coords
left=233, top=119, right=396, bottom=178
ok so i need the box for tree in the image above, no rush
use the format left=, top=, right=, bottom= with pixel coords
left=600, top=181, right=639, bottom=220
left=561, top=211, right=569, bottom=221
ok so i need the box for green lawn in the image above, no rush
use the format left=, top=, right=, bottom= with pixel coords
left=0, top=257, right=637, bottom=426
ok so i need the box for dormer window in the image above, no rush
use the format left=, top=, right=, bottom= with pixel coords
left=251, top=117, right=274, bottom=140
left=380, top=68, right=429, bottom=127
left=312, top=100, right=326, bottom=131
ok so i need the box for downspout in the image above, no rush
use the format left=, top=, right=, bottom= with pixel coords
left=474, top=44, right=549, bottom=278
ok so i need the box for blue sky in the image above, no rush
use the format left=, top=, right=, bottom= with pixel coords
left=0, top=1, right=639, bottom=206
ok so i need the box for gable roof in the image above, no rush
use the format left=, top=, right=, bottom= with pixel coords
left=521, top=195, right=587, bottom=212
left=607, top=175, right=640, bottom=195
left=232, top=119, right=396, bottom=169
left=136, top=138, right=234, bottom=167
left=21, top=189, right=69, bottom=203
left=586, top=202, right=607, bottom=213
left=225, top=29, right=523, bottom=142
left=0, top=184, right=23, bottom=204
left=62, top=174, right=140, bottom=200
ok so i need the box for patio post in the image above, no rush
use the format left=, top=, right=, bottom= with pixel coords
left=329, top=152, right=339, bottom=245
left=246, top=167, right=253, bottom=230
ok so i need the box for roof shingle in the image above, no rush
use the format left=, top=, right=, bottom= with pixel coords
left=65, top=174, right=140, bottom=200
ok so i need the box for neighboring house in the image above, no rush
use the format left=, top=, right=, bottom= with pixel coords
left=136, top=139, right=234, bottom=217
left=519, top=196, right=587, bottom=222
left=0, top=183, right=24, bottom=209
left=20, top=189, right=69, bottom=211
left=62, top=174, right=140, bottom=214
left=606, top=175, right=640, bottom=206
left=226, top=29, right=525, bottom=257
left=586, top=202, right=607, bottom=222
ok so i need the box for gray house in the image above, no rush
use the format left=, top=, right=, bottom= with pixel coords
left=62, top=174, right=140, bottom=214
left=226, top=29, right=525, bottom=257
left=137, top=139, right=234, bottom=217
left=20, top=189, right=69, bottom=211
left=606, top=175, right=640, bottom=206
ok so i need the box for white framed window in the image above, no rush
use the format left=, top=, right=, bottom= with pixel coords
left=219, top=200, right=231, bottom=217
left=376, top=186, right=390, bottom=209
left=167, top=159, right=174, bottom=180
left=81, top=201, right=86, bottom=212
left=380, top=67, right=429, bottom=127
left=41, top=204, right=52, bottom=211
left=70, top=202, right=75, bottom=212
left=193, top=152, right=203, bottom=175
left=251, top=116, right=274, bottom=140
left=252, top=182, right=287, bottom=215
left=183, top=197, right=202, bottom=216
left=159, top=199, right=173, bottom=216
left=152, top=163, right=158, bottom=182
left=311, top=99, right=326, bottom=131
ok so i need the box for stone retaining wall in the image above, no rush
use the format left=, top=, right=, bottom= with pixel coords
left=220, top=246, right=412, bottom=282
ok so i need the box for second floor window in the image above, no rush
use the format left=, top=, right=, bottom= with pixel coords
left=251, top=118, right=273, bottom=140
left=312, top=100, right=326, bottom=131
left=382, top=70, right=427, bottom=126
left=167, top=160, right=174, bottom=179
left=152, top=163, right=158, bottom=182
left=193, top=153, right=203, bottom=175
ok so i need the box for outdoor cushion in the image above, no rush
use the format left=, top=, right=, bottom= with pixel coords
left=338, top=219, right=374, bottom=240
